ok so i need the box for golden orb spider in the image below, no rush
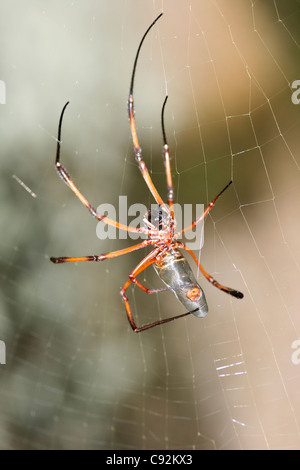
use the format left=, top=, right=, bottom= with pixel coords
left=50, top=13, right=243, bottom=332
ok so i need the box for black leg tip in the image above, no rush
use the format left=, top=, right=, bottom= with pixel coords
left=231, top=290, right=244, bottom=299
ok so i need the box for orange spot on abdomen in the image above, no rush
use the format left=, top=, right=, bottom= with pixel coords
left=186, top=287, right=201, bottom=301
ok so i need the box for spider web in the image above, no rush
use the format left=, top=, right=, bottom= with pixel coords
left=1, top=0, right=300, bottom=450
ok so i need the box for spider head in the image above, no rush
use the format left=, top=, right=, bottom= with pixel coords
left=143, top=204, right=175, bottom=233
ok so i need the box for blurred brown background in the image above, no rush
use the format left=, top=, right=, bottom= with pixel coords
left=1, top=0, right=300, bottom=449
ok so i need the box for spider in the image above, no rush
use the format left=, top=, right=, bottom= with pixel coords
left=50, top=13, right=243, bottom=332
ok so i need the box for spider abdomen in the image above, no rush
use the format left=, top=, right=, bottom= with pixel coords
left=153, top=248, right=208, bottom=318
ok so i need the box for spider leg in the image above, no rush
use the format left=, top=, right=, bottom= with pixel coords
left=120, top=248, right=196, bottom=332
left=55, top=102, right=144, bottom=234
left=179, top=181, right=233, bottom=236
left=161, top=96, right=174, bottom=218
left=176, top=242, right=244, bottom=299
left=50, top=239, right=155, bottom=264
left=128, top=13, right=167, bottom=209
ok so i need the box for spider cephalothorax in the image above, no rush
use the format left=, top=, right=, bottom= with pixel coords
left=143, top=204, right=175, bottom=239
